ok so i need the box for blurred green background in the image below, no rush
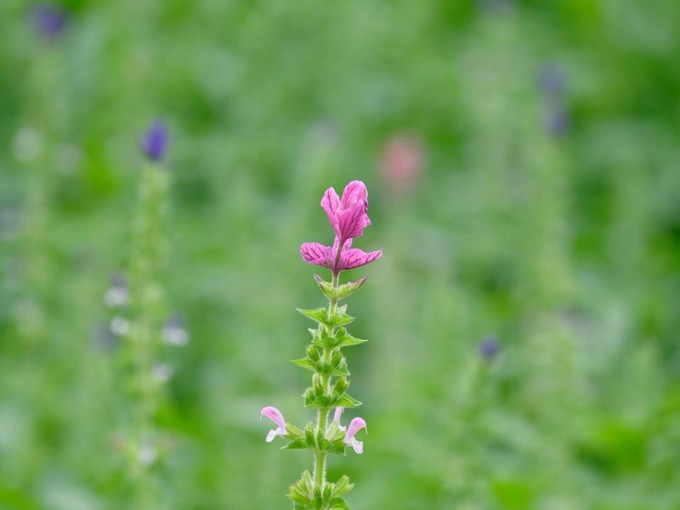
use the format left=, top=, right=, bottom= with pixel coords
left=2, top=0, right=680, bottom=508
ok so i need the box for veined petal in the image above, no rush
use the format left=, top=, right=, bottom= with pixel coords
left=338, top=248, right=382, bottom=271
left=337, top=202, right=370, bottom=242
left=340, top=180, right=368, bottom=209
left=300, top=242, right=332, bottom=267
left=321, top=187, right=340, bottom=229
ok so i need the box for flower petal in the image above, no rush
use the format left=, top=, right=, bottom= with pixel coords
left=346, top=417, right=367, bottom=440
left=321, top=187, right=340, bottom=229
left=338, top=248, right=382, bottom=271
left=336, top=202, right=370, bottom=242
left=333, top=407, right=344, bottom=423
left=260, top=406, right=286, bottom=429
left=300, top=243, right=332, bottom=268
left=340, top=181, right=368, bottom=209
left=351, top=439, right=364, bottom=454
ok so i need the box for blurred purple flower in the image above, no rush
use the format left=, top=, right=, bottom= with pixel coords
left=479, top=336, right=500, bottom=360
left=539, top=63, right=571, bottom=137
left=141, top=120, right=168, bottom=162
left=540, top=63, right=567, bottom=97
left=32, top=4, right=68, bottom=40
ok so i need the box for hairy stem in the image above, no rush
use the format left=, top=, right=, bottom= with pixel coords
left=313, top=269, right=341, bottom=496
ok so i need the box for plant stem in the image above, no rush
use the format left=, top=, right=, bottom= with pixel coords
left=313, top=269, right=340, bottom=496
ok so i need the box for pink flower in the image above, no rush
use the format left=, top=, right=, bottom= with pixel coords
left=260, top=406, right=287, bottom=443
left=333, top=407, right=346, bottom=431
left=379, top=135, right=424, bottom=196
left=344, top=417, right=367, bottom=454
left=300, top=238, right=382, bottom=275
left=321, top=181, right=371, bottom=244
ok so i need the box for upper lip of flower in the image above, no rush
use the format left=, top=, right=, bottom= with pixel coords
left=321, top=181, right=371, bottom=244
left=344, top=417, right=367, bottom=454
left=260, top=406, right=287, bottom=442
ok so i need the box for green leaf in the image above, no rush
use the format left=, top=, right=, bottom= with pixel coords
left=291, top=357, right=317, bottom=372
left=335, top=393, right=362, bottom=408
left=314, top=274, right=368, bottom=301
left=297, top=307, right=329, bottom=324
left=332, top=377, right=349, bottom=395
left=330, top=497, right=351, bottom=510
left=336, top=276, right=368, bottom=300
left=286, top=423, right=304, bottom=438
left=330, top=310, right=354, bottom=327
left=283, top=438, right=308, bottom=450
left=313, top=274, right=335, bottom=300
left=327, top=438, right=347, bottom=456
left=336, top=328, right=367, bottom=348
left=331, top=476, right=354, bottom=498
left=304, top=425, right=317, bottom=449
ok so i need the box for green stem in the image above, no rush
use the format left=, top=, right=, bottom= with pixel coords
left=313, top=269, right=341, bottom=496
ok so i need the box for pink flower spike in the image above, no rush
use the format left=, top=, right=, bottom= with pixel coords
left=344, top=417, right=367, bottom=454
left=260, top=406, right=287, bottom=443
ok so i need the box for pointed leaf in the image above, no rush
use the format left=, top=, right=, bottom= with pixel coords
left=335, top=393, right=362, bottom=408
left=331, top=476, right=354, bottom=498
left=336, top=276, right=368, bottom=300
left=291, top=358, right=317, bottom=372
left=297, top=307, right=329, bottom=324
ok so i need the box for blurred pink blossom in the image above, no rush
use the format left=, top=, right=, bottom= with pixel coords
left=378, top=135, right=424, bottom=196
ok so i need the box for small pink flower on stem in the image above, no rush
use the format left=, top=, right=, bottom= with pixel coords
left=344, top=417, right=367, bottom=454
left=260, top=406, right=287, bottom=443
left=333, top=407, right=346, bottom=431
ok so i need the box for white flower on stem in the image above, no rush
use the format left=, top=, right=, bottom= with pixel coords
left=344, top=417, right=367, bottom=454
left=163, top=313, right=189, bottom=346
left=260, top=406, right=287, bottom=443
left=110, top=316, right=130, bottom=336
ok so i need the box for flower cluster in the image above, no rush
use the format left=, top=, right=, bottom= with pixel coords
left=300, top=181, right=382, bottom=275
left=261, top=180, right=381, bottom=510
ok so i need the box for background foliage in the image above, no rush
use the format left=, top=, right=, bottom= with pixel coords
left=1, top=0, right=680, bottom=508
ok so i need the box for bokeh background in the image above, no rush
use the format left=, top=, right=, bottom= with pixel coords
left=2, top=0, right=680, bottom=508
